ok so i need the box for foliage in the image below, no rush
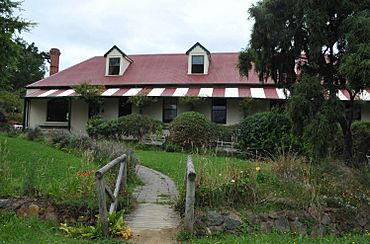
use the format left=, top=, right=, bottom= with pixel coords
left=179, top=96, right=205, bottom=110
left=86, top=113, right=163, bottom=141
left=60, top=210, right=132, bottom=240
left=289, top=75, right=339, bottom=161
left=128, top=95, right=157, bottom=114
left=169, top=112, right=217, bottom=150
left=238, top=0, right=370, bottom=164
left=74, top=82, right=105, bottom=117
left=215, top=124, right=239, bottom=142
left=25, top=127, right=43, bottom=141
left=0, top=0, right=33, bottom=89
left=351, top=121, right=370, bottom=165
left=10, top=39, right=48, bottom=90
left=238, top=110, right=294, bottom=154
left=0, top=212, right=121, bottom=243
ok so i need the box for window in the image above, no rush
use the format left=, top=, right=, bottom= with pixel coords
left=191, top=55, right=204, bottom=74
left=108, top=57, right=120, bottom=75
left=163, top=98, right=177, bottom=123
left=47, top=98, right=69, bottom=121
left=119, top=97, right=132, bottom=117
left=212, top=99, right=226, bottom=124
left=88, top=103, right=101, bottom=119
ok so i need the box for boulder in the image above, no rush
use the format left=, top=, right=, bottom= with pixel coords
left=290, top=220, right=307, bottom=235
left=27, top=204, right=40, bottom=217
left=260, top=221, right=273, bottom=233
left=274, top=217, right=290, bottom=232
left=207, top=211, right=223, bottom=226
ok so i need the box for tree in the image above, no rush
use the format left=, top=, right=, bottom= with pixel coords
left=10, top=39, right=48, bottom=91
left=0, top=0, right=33, bottom=89
left=74, top=82, right=105, bottom=118
left=238, top=0, right=370, bottom=166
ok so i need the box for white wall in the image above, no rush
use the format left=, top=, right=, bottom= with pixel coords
left=227, top=99, right=243, bottom=125
left=362, top=103, right=370, bottom=121
left=102, top=98, right=119, bottom=120
left=70, top=99, right=88, bottom=134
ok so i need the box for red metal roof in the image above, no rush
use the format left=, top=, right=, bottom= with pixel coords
left=27, top=53, right=273, bottom=88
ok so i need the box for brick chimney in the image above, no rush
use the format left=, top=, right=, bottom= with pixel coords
left=50, top=48, right=61, bottom=76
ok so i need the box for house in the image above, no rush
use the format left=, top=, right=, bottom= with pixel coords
left=24, top=43, right=370, bottom=134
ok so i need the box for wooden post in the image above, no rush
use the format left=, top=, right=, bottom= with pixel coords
left=184, top=155, right=196, bottom=233
left=96, top=176, right=109, bottom=237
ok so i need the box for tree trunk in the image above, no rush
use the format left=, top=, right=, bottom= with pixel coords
left=338, top=99, right=354, bottom=166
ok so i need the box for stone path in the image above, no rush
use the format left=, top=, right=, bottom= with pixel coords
left=125, top=165, right=180, bottom=244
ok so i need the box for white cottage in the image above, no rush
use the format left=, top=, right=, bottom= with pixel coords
left=24, top=43, right=370, bottom=134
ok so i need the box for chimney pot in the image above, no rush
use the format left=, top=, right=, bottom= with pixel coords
left=50, top=48, right=61, bottom=76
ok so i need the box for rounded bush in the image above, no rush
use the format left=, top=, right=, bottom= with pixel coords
left=238, top=110, right=292, bottom=153
left=351, top=121, right=370, bottom=165
left=169, top=112, right=216, bottom=149
left=86, top=113, right=162, bottom=140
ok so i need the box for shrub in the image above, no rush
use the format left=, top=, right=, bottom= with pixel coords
left=86, top=115, right=104, bottom=138
left=168, top=112, right=217, bottom=150
left=351, top=121, right=370, bottom=166
left=238, top=110, right=294, bottom=154
left=215, top=124, right=239, bottom=142
left=25, top=127, right=43, bottom=141
left=86, top=114, right=162, bottom=140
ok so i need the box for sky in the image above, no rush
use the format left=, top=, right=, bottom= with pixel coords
left=20, top=0, right=258, bottom=70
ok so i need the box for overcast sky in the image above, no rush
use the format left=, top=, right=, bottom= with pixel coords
left=20, top=0, right=258, bottom=70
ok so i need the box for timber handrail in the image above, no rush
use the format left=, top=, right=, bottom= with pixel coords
left=96, top=151, right=131, bottom=237
left=184, top=155, right=196, bottom=233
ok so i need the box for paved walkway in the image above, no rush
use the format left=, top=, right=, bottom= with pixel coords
left=125, top=165, right=180, bottom=244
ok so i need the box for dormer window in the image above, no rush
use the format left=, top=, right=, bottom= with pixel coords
left=192, top=55, right=204, bottom=74
left=104, top=45, right=133, bottom=76
left=109, top=58, right=120, bottom=75
left=186, top=42, right=211, bottom=75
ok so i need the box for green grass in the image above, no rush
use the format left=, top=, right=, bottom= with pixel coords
left=134, top=149, right=259, bottom=186
left=0, top=134, right=97, bottom=207
left=189, top=233, right=369, bottom=243
left=0, top=212, right=122, bottom=243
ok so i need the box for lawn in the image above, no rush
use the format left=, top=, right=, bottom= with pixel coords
left=190, top=232, right=369, bottom=244
left=0, top=134, right=97, bottom=207
left=134, top=149, right=260, bottom=186
left=0, top=212, right=122, bottom=243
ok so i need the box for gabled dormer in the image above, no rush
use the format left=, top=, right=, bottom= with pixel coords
left=104, top=45, right=133, bottom=76
left=186, top=42, right=211, bottom=75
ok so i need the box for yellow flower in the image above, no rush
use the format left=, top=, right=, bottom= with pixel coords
left=255, top=166, right=261, bottom=171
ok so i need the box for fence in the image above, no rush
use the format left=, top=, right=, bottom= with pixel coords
left=95, top=150, right=131, bottom=237
left=184, top=155, right=196, bottom=233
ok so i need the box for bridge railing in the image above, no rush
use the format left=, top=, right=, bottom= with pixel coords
left=184, top=155, right=196, bottom=233
left=95, top=150, right=131, bottom=237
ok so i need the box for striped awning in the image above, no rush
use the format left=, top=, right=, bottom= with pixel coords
left=25, top=87, right=370, bottom=101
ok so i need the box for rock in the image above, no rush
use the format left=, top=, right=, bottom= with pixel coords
left=207, top=211, right=223, bottom=226
left=321, top=214, right=331, bottom=225
left=0, top=199, right=10, bottom=209
left=290, top=220, right=307, bottom=235
left=208, top=225, right=224, bottom=235
left=223, top=212, right=243, bottom=230
left=245, top=211, right=257, bottom=225
left=356, top=214, right=367, bottom=227
left=268, top=211, right=279, bottom=219
left=27, top=204, right=40, bottom=217
left=274, top=217, right=290, bottom=232
left=224, top=217, right=243, bottom=230
left=260, top=221, right=273, bottom=233
left=44, top=205, right=57, bottom=222
left=17, top=205, right=27, bottom=217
